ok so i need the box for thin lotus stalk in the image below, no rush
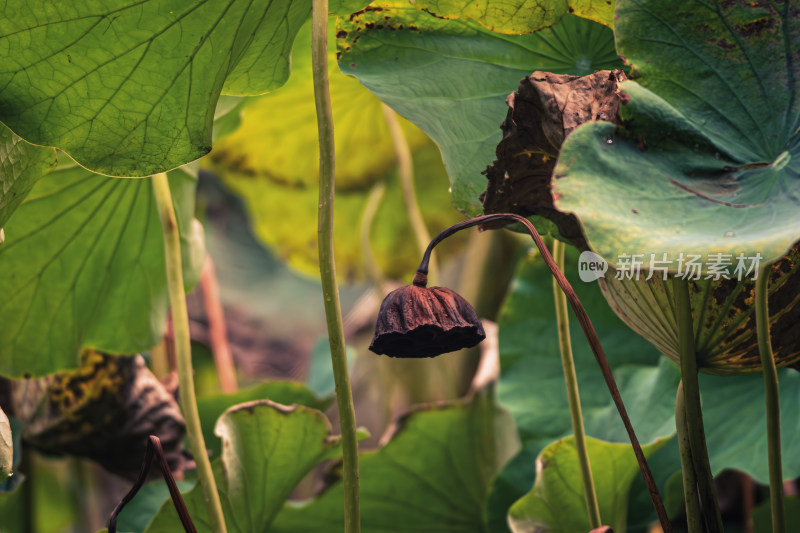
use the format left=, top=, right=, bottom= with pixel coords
left=358, top=180, right=387, bottom=293
left=152, top=173, right=226, bottom=533
left=415, top=213, right=671, bottom=532
left=149, top=337, right=171, bottom=380
left=311, top=2, right=361, bottom=532
left=673, top=277, right=723, bottom=533
left=200, top=255, right=238, bottom=393
left=755, top=262, right=785, bottom=533
left=108, top=436, right=196, bottom=533
left=381, top=103, right=438, bottom=285
left=552, top=239, right=601, bottom=529
left=676, top=381, right=703, bottom=533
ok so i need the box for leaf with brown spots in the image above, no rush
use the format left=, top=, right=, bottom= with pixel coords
left=482, top=69, right=627, bottom=243
left=550, top=0, right=800, bottom=269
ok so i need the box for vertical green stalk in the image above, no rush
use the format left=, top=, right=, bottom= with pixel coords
left=381, top=103, right=438, bottom=284
left=755, top=263, right=785, bottom=533
left=358, top=180, right=387, bottom=293
left=311, top=3, right=361, bottom=532
left=152, top=173, right=227, bottom=533
left=673, top=277, right=723, bottom=533
left=675, top=381, right=703, bottom=533
left=552, top=240, right=601, bottom=529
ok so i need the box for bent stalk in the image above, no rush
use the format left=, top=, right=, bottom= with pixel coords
left=152, top=173, right=226, bottom=533
left=311, top=2, right=361, bottom=531
left=673, top=277, right=723, bottom=533
left=415, top=213, right=671, bottom=532
left=755, top=263, right=785, bottom=533
left=552, top=240, right=601, bottom=529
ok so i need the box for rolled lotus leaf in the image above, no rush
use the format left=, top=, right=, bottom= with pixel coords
left=370, top=283, right=486, bottom=358
left=600, top=244, right=800, bottom=375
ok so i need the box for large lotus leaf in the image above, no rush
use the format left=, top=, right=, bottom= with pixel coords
left=753, top=496, right=800, bottom=533
left=197, top=381, right=327, bottom=458
left=338, top=6, right=621, bottom=215
left=271, top=390, right=520, bottom=532
left=0, top=0, right=312, bottom=177
left=0, top=165, right=203, bottom=377
left=498, top=250, right=679, bottom=449
left=210, top=21, right=428, bottom=190
left=145, top=400, right=342, bottom=533
left=0, top=407, right=10, bottom=483
left=0, top=126, right=57, bottom=230
left=496, top=247, right=800, bottom=511
left=554, top=0, right=800, bottom=270
left=404, top=0, right=615, bottom=34
left=508, top=436, right=665, bottom=533
left=699, top=368, right=800, bottom=482
left=218, top=140, right=464, bottom=282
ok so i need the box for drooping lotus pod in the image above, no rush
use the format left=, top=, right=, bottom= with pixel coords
left=599, top=244, right=800, bottom=375
left=369, top=273, right=486, bottom=358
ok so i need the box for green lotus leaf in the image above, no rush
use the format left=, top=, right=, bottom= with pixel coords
left=197, top=381, right=327, bottom=458
left=0, top=407, right=10, bottom=483
left=338, top=6, right=621, bottom=215
left=0, top=165, right=203, bottom=377
left=753, top=496, right=800, bottom=533
left=497, top=250, right=678, bottom=449
left=271, top=389, right=520, bottom=532
left=0, top=0, right=312, bottom=176
left=554, top=0, right=800, bottom=269
left=491, top=247, right=800, bottom=530
left=699, top=369, right=800, bottom=482
left=209, top=20, right=428, bottom=190
left=0, top=125, right=57, bottom=230
left=507, top=436, right=665, bottom=533
left=145, top=400, right=342, bottom=533
left=217, top=140, right=464, bottom=282
left=404, top=0, right=615, bottom=34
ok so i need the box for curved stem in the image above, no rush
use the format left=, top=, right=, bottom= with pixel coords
left=552, top=240, right=601, bottom=529
left=673, top=277, right=723, bottom=533
left=756, top=263, right=785, bottom=533
left=381, top=103, right=438, bottom=285
left=109, top=436, right=197, bottom=533
left=676, top=381, right=703, bottom=533
left=311, top=4, right=361, bottom=532
left=416, top=213, right=671, bottom=532
left=152, top=173, right=226, bottom=533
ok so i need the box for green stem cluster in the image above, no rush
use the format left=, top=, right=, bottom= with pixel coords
left=311, top=2, right=361, bottom=531
left=673, top=277, right=723, bottom=533
left=152, top=173, right=226, bottom=533
left=755, top=264, right=785, bottom=533
left=675, top=381, right=702, bottom=533
left=551, top=240, right=601, bottom=529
